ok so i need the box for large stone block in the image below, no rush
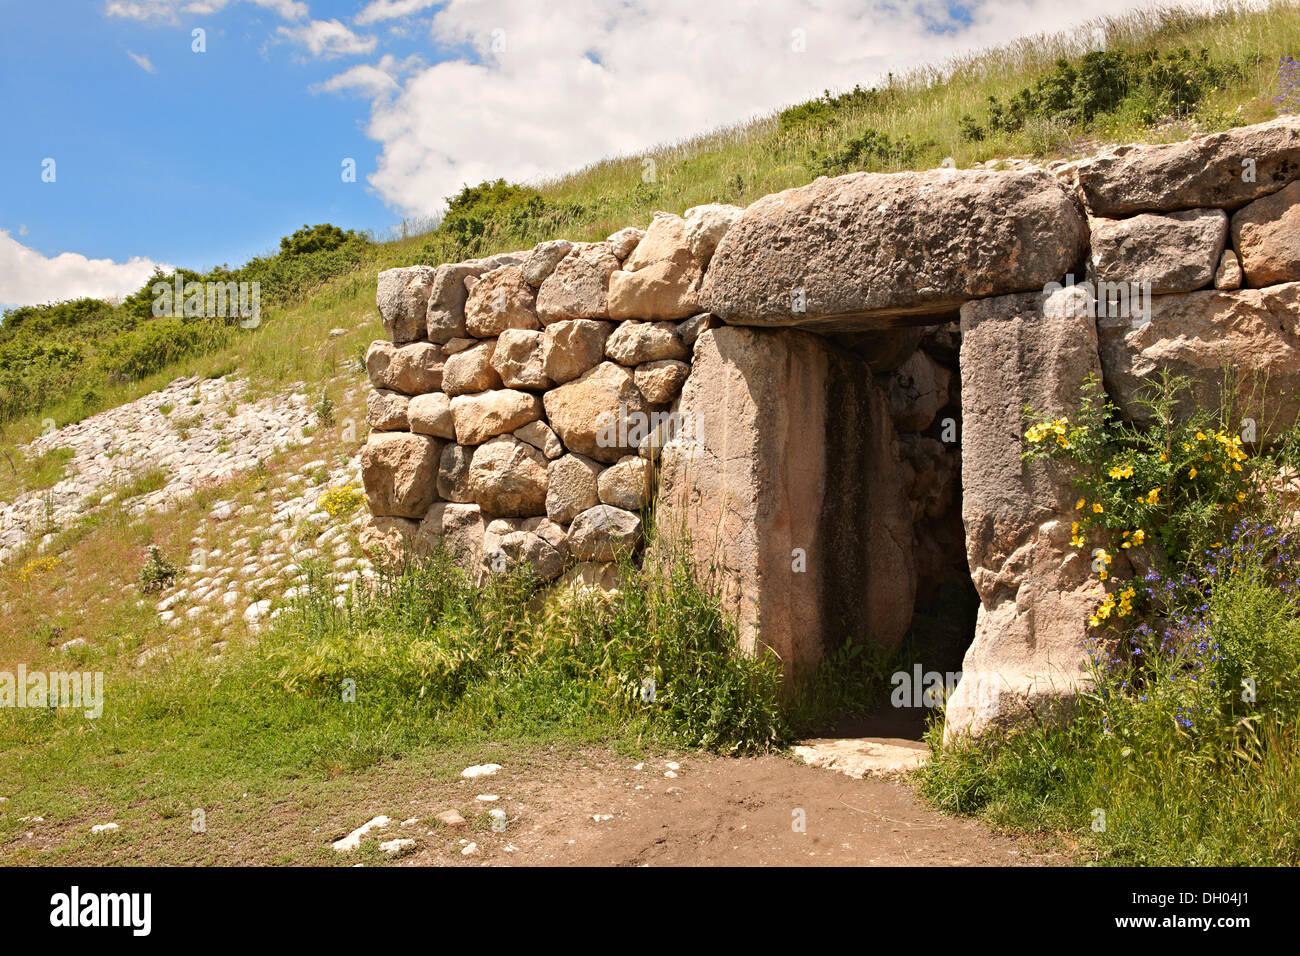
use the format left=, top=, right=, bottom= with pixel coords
left=1097, top=282, right=1300, bottom=441
left=1231, top=179, right=1300, bottom=287
left=542, top=361, right=651, bottom=463
left=701, top=168, right=1086, bottom=330
left=535, top=243, right=620, bottom=324
left=1074, top=115, right=1300, bottom=217
left=944, top=287, right=1105, bottom=742
left=658, top=326, right=915, bottom=675
left=361, top=431, right=442, bottom=518
left=468, top=436, right=549, bottom=517
left=449, top=389, right=543, bottom=445
left=1088, top=208, right=1227, bottom=294
left=365, top=340, right=444, bottom=395
left=464, top=266, right=541, bottom=337
left=377, top=266, right=436, bottom=344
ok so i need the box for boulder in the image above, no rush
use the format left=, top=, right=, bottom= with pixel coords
left=377, top=265, right=436, bottom=344
left=489, top=329, right=552, bottom=391
left=543, top=361, right=652, bottom=463
left=633, top=359, right=691, bottom=405
left=682, top=203, right=744, bottom=263
left=1097, top=282, right=1300, bottom=441
left=1088, top=208, right=1227, bottom=294
left=426, top=254, right=523, bottom=343
left=1215, top=249, right=1243, bottom=291
left=366, top=340, right=444, bottom=394
left=888, top=350, right=951, bottom=433
left=449, top=389, right=543, bottom=445
left=408, top=392, right=456, bottom=440
left=419, top=502, right=485, bottom=573
left=481, top=517, right=568, bottom=582
left=605, top=321, right=689, bottom=365
left=702, top=167, right=1087, bottom=330
left=541, top=319, right=613, bottom=384
left=437, top=442, right=475, bottom=503
left=464, top=266, right=541, bottom=337
left=568, top=505, right=642, bottom=562
left=597, top=456, right=654, bottom=511
left=677, top=312, right=720, bottom=347
left=546, top=453, right=603, bottom=523
left=1231, top=179, right=1300, bottom=287
left=468, top=436, right=550, bottom=517
left=1074, top=115, right=1300, bottom=217
left=361, top=431, right=441, bottom=518
left=442, top=340, right=502, bottom=396
left=658, top=326, right=915, bottom=675
left=606, top=227, right=645, bottom=261
left=944, top=286, right=1105, bottom=742
left=359, top=514, right=420, bottom=565
left=535, top=243, right=620, bottom=323
left=514, top=420, right=563, bottom=459
left=522, top=240, right=574, bottom=287
left=608, top=213, right=706, bottom=321
left=366, top=388, right=410, bottom=431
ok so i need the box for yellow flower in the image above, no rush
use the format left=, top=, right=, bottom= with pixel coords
left=1093, top=502, right=1104, bottom=513
left=1075, top=498, right=1086, bottom=511
left=1189, top=467, right=1198, bottom=479
left=1144, top=488, right=1160, bottom=504
left=1131, top=529, right=1145, bottom=545
left=1237, top=491, right=1247, bottom=503
left=1107, top=464, right=1134, bottom=480
left=1159, top=452, right=1168, bottom=463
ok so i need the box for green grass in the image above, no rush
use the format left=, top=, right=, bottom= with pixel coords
left=0, top=446, right=74, bottom=502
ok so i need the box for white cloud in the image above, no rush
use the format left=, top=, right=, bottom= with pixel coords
left=127, top=50, right=157, bottom=73
left=355, top=0, right=439, bottom=26
left=358, top=0, right=1173, bottom=217
left=105, top=0, right=306, bottom=22
left=313, top=53, right=424, bottom=97
left=0, top=232, right=170, bottom=310
left=278, top=18, right=378, bottom=58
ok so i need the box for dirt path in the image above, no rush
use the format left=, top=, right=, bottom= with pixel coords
left=393, top=748, right=1062, bottom=867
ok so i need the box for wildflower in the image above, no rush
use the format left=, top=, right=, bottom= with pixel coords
left=1144, top=488, right=1160, bottom=504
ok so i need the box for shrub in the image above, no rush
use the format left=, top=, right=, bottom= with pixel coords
left=139, top=545, right=179, bottom=594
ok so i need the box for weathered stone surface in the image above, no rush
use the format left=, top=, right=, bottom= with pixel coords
left=888, top=350, right=951, bottom=433
left=945, top=286, right=1105, bottom=742
left=408, top=392, right=456, bottom=440
left=606, top=227, right=644, bottom=261
left=359, top=514, right=420, bottom=565
left=443, top=337, right=475, bottom=355
left=605, top=321, right=689, bottom=365
left=522, top=240, right=573, bottom=287
left=362, top=431, right=441, bottom=518
left=1089, top=208, right=1227, bottom=294
left=419, top=502, right=484, bottom=572
left=481, top=516, right=568, bottom=582
left=568, top=505, right=642, bottom=561
left=658, top=326, right=915, bottom=674
left=677, top=312, right=719, bottom=347
left=366, top=388, right=410, bottom=431
left=633, top=359, right=690, bottom=404
left=1231, top=179, right=1300, bottom=287
left=468, top=436, right=549, bottom=517
left=489, top=329, right=552, bottom=391
left=609, top=213, right=706, bottom=321
left=557, top=561, right=620, bottom=595
left=1215, top=249, right=1243, bottom=290
left=702, top=168, right=1087, bottom=330
left=513, top=420, right=562, bottom=459
left=437, top=442, right=474, bottom=503
left=442, top=340, right=502, bottom=396
left=542, top=361, right=651, bottom=463
left=682, top=203, right=743, bottom=263
left=546, top=453, right=602, bottom=523
left=1097, top=282, right=1300, bottom=441
left=366, top=340, right=444, bottom=395
left=377, top=266, right=436, bottom=344
left=535, top=243, right=620, bottom=324
left=541, top=319, right=613, bottom=385
left=465, top=266, right=541, bottom=337
left=426, top=255, right=523, bottom=343
left=1075, top=115, right=1300, bottom=217
left=597, top=456, right=653, bottom=511
left=449, top=389, right=543, bottom=445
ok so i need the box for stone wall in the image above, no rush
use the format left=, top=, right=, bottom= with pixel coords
left=361, top=114, right=1300, bottom=742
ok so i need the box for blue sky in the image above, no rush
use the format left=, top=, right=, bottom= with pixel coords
left=0, top=0, right=1156, bottom=309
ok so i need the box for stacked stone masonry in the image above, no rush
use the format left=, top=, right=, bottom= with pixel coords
left=361, top=115, right=1300, bottom=744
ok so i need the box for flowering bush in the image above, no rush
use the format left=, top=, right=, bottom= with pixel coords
left=320, top=486, right=364, bottom=519
left=1274, top=55, right=1300, bottom=115
left=1023, top=374, right=1255, bottom=627
left=18, top=555, right=59, bottom=583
